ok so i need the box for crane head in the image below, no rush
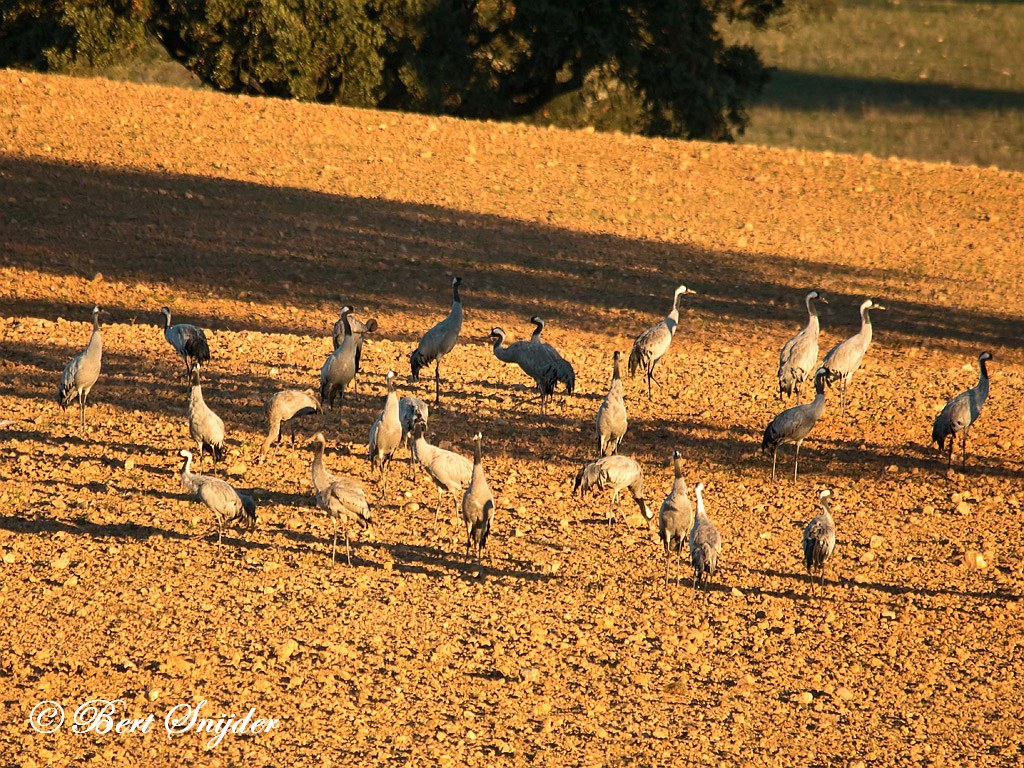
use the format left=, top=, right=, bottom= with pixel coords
left=979, top=351, right=993, bottom=363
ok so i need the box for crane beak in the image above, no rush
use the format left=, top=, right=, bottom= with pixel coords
left=873, top=304, right=887, bottom=311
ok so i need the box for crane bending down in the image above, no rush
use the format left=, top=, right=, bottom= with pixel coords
left=410, top=277, right=463, bottom=403
left=931, top=352, right=992, bottom=471
left=573, top=455, right=653, bottom=526
left=411, top=419, right=473, bottom=528
left=179, top=449, right=256, bottom=552
left=821, top=298, right=885, bottom=410
left=762, top=367, right=828, bottom=482
left=629, top=284, right=696, bottom=398
left=778, top=290, right=827, bottom=399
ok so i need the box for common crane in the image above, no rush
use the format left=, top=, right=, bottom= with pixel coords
left=802, top=489, right=836, bottom=591
left=160, top=307, right=210, bottom=379
left=573, top=455, right=653, bottom=527
left=596, top=351, right=627, bottom=456
left=179, top=449, right=256, bottom=552
left=308, top=432, right=372, bottom=565
left=689, top=482, right=721, bottom=591
left=629, top=284, right=696, bottom=398
left=410, top=276, right=463, bottom=403
left=659, top=448, right=694, bottom=585
left=762, top=368, right=828, bottom=482
left=320, top=305, right=358, bottom=409
left=528, top=316, right=575, bottom=394
left=488, top=327, right=559, bottom=414
left=932, top=352, right=993, bottom=470
left=821, top=298, right=885, bottom=410
left=462, top=432, right=495, bottom=561
left=57, top=305, right=102, bottom=431
left=778, top=291, right=827, bottom=399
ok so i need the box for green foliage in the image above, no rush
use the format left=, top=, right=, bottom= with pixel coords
left=1, top=0, right=784, bottom=141
left=0, top=0, right=149, bottom=72
left=147, top=0, right=782, bottom=140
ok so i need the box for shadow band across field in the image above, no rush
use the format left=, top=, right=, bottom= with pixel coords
left=756, top=69, right=1024, bottom=113
left=1, top=154, right=1022, bottom=354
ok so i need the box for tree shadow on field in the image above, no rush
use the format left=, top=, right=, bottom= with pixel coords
left=753, top=567, right=1021, bottom=603
left=757, top=69, right=1024, bottom=114
left=1, top=155, right=1022, bottom=354
left=0, top=512, right=193, bottom=542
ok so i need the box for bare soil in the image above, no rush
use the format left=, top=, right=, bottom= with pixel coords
left=1, top=71, right=1024, bottom=767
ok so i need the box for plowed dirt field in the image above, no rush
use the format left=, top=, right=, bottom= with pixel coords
left=2, top=71, right=1024, bottom=767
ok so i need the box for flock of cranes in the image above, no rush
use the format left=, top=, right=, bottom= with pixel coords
left=51, top=279, right=995, bottom=590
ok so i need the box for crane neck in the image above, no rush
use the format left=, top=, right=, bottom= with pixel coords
left=452, top=281, right=461, bottom=305
left=180, top=452, right=193, bottom=477
left=162, top=311, right=171, bottom=330
left=611, top=354, right=621, bottom=381
left=695, top=488, right=706, bottom=519
left=92, top=312, right=101, bottom=332
left=310, top=444, right=330, bottom=490
left=473, top=435, right=482, bottom=465
left=978, top=357, right=989, bottom=382
left=806, top=294, right=819, bottom=319
left=673, top=455, right=683, bottom=479
left=339, top=310, right=352, bottom=338
left=860, top=304, right=873, bottom=329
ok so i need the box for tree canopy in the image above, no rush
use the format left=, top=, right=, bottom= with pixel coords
left=2, top=0, right=786, bottom=141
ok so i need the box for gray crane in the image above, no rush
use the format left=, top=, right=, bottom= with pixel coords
left=821, top=298, right=885, bottom=409
left=932, top=352, right=993, bottom=470
left=399, top=396, right=429, bottom=477
left=178, top=449, right=256, bottom=552
left=187, top=370, right=226, bottom=463
left=320, top=305, right=358, bottom=409
left=659, top=448, right=694, bottom=585
left=596, top=351, right=628, bottom=456
left=369, top=371, right=403, bottom=493
left=259, top=388, right=321, bottom=462
left=333, top=312, right=378, bottom=387
left=802, top=489, right=836, bottom=591
left=528, top=316, right=576, bottom=394
left=778, top=290, right=827, bottom=399
left=762, top=367, right=828, bottom=482
left=410, top=276, right=463, bottom=403
left=308, top=432, right=372, bottom=565
left=411, top=419, right=473, bottom=527
left=160, top=306, right=210, bottom=379
left=629, top=284, right=696, bottom=398
left=573, top=455, right=653, bottom=526
left=461, top=432, right=495, bottom=561
left=488, top=327, right=559, bottom=414
left=689, top=482, right=721, bottom=591
left=57, top=305, right=103, bottom=431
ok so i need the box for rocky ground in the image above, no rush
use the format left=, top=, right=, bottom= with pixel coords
left=1, top=71, right=1023, bottom=766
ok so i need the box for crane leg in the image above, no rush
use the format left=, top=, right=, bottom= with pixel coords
left=78, top=390, right=86, bottom=431
left=331, top=520, right=338, bottom=565
left=793, top=440, right=802, bottom=483
left=962, top=428, right=970, bottom=469
left=345, top=527, right=352, bottom=567
left=771, top=448, right=778, bottom=482
left=434, top=360, right=442, bottom=403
